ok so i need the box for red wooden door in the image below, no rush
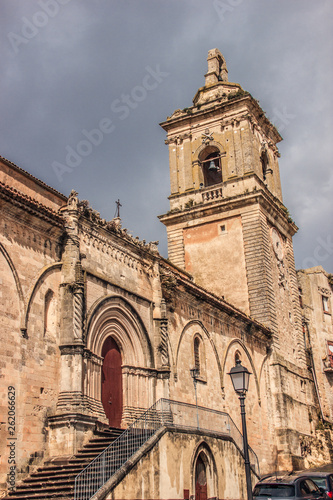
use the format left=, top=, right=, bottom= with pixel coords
left=101, top=337, right=123, bottom=427
left=195, top=454, right=207, bottom=500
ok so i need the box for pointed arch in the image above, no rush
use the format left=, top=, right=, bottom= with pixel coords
left=221, top=338, right=261, bottom=404
left=175, top=320, right=223, bottom=387
left=24, top=262, right=62, bottom=333
left=0, top=242, right=25, bottom=331
left=86, top=295, right=154, bottom=367
left=191, top=441, right=218, bottom=499
left=85, top=295, right=156, bottom=424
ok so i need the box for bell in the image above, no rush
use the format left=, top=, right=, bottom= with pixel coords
left=208, top=160, right=218, bottom=171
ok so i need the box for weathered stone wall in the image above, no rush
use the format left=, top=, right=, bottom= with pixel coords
left=297, top=267, right=333, bottom=421
left=0, top=193, right=63, bottom=489
left=107, top=429, right=258, bottom=500
left=183, top=214, right=250, bottom=313
left=159, top=264, right=275, bottom=473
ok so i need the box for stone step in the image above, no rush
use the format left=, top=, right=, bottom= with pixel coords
left=35, top=464, right=84, bottom=474
left=22, top=471, right=77, bottom=483
left=7, top=484, right=73, bottom=498
left=3, top=427, right=124, bottom=500
left=10, top=478, right=74, bottom=490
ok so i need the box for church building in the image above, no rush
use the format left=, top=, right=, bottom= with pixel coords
left=0, top=49, right=332, bottom=500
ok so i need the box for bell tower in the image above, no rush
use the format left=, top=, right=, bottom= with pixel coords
left=159, top=49, right=303, bottom=360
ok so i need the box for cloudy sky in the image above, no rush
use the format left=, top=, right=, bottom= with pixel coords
left=0, top=0, right=332, bottom=272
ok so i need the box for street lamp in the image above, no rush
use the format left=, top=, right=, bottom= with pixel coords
left=190, top=367, right=200, bottom=429
left=228, top=359, right=253, bottom=500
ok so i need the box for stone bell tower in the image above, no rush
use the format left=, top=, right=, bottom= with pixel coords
left=159, top=49, right=304, bottom=363
left=159, top=50, right=329, bottom=469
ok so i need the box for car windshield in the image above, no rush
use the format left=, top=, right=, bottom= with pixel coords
left=253, top=484, right=295, bottom=497
left=308, top=477, right=327, bottom=490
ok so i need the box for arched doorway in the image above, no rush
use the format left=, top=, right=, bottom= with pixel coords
left=101, top=337, right=123, bottom=427
left=195, top=453, right=207, bottom=500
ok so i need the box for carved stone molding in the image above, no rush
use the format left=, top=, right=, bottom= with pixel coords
left=81, top=227, right=158, bottom=279
left=165, top=132, right=191, bottom=145
left=83, top=349, right=103, bottom=364
left=201, top=129, right=214, bottom=144
left=59, top=344, right=85, bottom=356
left=318, top=286, right=331, bottom=296
left=122, top=366, right=155, bottom=377
left=158, top=318, right=170, bottom=367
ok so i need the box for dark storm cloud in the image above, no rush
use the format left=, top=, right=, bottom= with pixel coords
left=0, top=0, right=332, bottom=271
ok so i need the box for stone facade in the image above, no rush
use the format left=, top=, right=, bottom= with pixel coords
left=297, top=268, right=333, bottom=424
left=0, top=49, right=332, bottom=499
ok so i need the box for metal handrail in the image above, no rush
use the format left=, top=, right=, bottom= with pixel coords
left=74, top=399, right=259, bottom=500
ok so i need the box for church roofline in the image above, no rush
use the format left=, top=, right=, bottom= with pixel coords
left=0, top=155, right=67, bottom=202
left=0, top=179, right=64, bottom=226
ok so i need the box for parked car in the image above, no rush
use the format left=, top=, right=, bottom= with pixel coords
left=296, top=472, right=333, bottom=499
left=253, top=474, right=327, bottom=500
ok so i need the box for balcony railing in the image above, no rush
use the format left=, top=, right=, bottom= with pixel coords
left=74, top=398, right=259, bottom=500
left=202, top=187, right=223, bottom=202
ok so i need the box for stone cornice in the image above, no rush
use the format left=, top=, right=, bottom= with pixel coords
left=122, top=365, right=170, bottom=379
left=160, top=93, right=282, bottom=145
left=77, top=202, right=159, bottom=258
left=159, top=174, right=298, bottom=237
left=0, top=180, right=64, bottom=227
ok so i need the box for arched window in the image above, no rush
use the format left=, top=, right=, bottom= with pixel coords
left=44, top=289, right=55, bottom=337
left=260, top=150, right=269, bottom=181
left=199, top=146, right=222, bottom=187
left=194, top=337, right=201, bottom=374
left=235, top=350, right=242, bottom=364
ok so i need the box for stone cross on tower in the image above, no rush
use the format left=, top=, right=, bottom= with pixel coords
left=205, top=48, right=228, bottom=86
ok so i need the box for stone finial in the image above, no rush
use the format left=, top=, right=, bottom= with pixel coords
left=205, top=49, right=228, bottom=86
left=68, top=190, right=79, bottom=210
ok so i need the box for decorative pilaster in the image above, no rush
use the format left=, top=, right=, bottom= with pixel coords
left=55, top=191, right=86, bottom=412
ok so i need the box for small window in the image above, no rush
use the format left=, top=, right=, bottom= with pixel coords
left=235, top=350, right=242, bottom=364
left=260, top=150, right=269, bottom=181
left=44, top=289, right=55, bottom=336
left=322, top=296, right=329, bottom=313
left=299, top=288, right=303, bottom=308
left=327, top=342, right=333, bottom=368
left=194, top=337, right=200, bottom=374
left=302, top=323, right=308, bottom=350
left=220, top=224, right=226, bottom=234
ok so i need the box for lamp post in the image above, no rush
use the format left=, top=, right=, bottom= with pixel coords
left=190, top=367, right=199, bottom=429
left=228, top=360, right=253, bottom=500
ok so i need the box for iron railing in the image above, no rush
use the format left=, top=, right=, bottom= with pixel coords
left=74, top=398, right=259, bottom=500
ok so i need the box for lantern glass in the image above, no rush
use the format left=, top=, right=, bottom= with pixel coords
left=228, top=360, right=251, bottom=394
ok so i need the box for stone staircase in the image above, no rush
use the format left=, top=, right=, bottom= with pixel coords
left=4, top=427, right=123, bottom=500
